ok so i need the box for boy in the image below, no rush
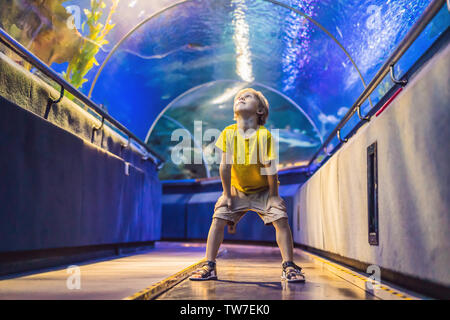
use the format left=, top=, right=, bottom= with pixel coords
left=189, top=88, right=305, bottom=283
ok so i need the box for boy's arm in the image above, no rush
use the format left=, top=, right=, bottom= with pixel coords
left=219, top=150, right=232, bottom=203
left=265, top=160, right=286, bottom=210
left=266, top=163, right=279, bottom=197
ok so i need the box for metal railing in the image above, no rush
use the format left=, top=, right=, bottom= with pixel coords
left=307, top=0, right=446, bottom=170
left=0, top=27, right=164, bottom=167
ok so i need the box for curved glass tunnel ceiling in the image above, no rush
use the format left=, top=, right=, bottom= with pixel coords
left=148, top=80, right=322, bottom=179
left=1, top=0, right=445, bottom=180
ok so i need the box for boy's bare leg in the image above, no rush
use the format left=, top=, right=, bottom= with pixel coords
left=272, top=218, right=304, bottom=280
left=272, top=218, right=305, bottom=280
left=272, top=218, right=294, bottom=262
left=206, top=218, right=228, bottom=262
left=190, top=218, right=228, bottom=280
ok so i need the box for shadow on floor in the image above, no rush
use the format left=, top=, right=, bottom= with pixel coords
left=216, top=279, right=306, bottom=290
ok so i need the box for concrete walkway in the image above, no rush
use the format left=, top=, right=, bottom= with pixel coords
left=0, top=242, right=206, bottom=300
left=0, top=241, right=423, bottom=300
left=157, top=243, right=379, bottom=300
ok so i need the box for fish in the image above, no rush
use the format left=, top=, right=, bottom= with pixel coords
left=276, top=129, right=320, bottom=148
left=101, top=42, right=212, bottom=61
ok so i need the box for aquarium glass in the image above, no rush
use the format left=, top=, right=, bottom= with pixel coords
left=1, top=0, right=447, bottom=179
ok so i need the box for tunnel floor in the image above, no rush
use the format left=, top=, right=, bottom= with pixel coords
left=1, top=241, right=421, bottom=300
left=157, top=243, right=378, bottom=300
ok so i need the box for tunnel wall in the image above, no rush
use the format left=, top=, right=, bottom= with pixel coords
left=293, top=43, right=450, bottom=292
left=0, top=52, right=162, bottom=270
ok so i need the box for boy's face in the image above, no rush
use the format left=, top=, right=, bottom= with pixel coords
left=234, top=91, right=262, bottom=117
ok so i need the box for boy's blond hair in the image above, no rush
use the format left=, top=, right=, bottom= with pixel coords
left=233, top=88, right=269, bottom=125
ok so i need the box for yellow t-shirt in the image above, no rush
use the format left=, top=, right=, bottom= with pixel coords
left=215, top=123, right=280, bottom=194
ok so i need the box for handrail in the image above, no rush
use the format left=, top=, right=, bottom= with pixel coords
left=0, top=27, right=164, bottom=167
left=307, top=0, right=446, bottom=168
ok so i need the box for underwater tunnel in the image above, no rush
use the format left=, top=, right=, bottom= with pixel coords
left=0, top=0, right=449, bottom=301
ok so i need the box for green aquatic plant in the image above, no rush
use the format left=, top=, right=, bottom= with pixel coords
left=63, top=0, right=119, bottom=91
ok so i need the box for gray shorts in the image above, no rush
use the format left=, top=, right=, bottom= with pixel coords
left=213, top=185, right=288, bottom=226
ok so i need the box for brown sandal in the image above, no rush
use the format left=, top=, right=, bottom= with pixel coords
left=281, top=261, right=305, bottom=282
left=189, top=261, right=217, bottom=281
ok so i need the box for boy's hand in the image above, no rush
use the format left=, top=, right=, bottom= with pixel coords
left=217, top=195, right=233, bottom=210
left=267, top=195, right=286, bottom=211
left=227, top=223, right=237, bottom=234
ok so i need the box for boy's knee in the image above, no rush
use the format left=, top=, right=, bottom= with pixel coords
left=272, top=217, right=289, bottom=230
left=212, top=217, right=229, bottom=229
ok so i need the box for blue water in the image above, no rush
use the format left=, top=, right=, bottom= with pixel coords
left=19, top=0, right=449, bottom=179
